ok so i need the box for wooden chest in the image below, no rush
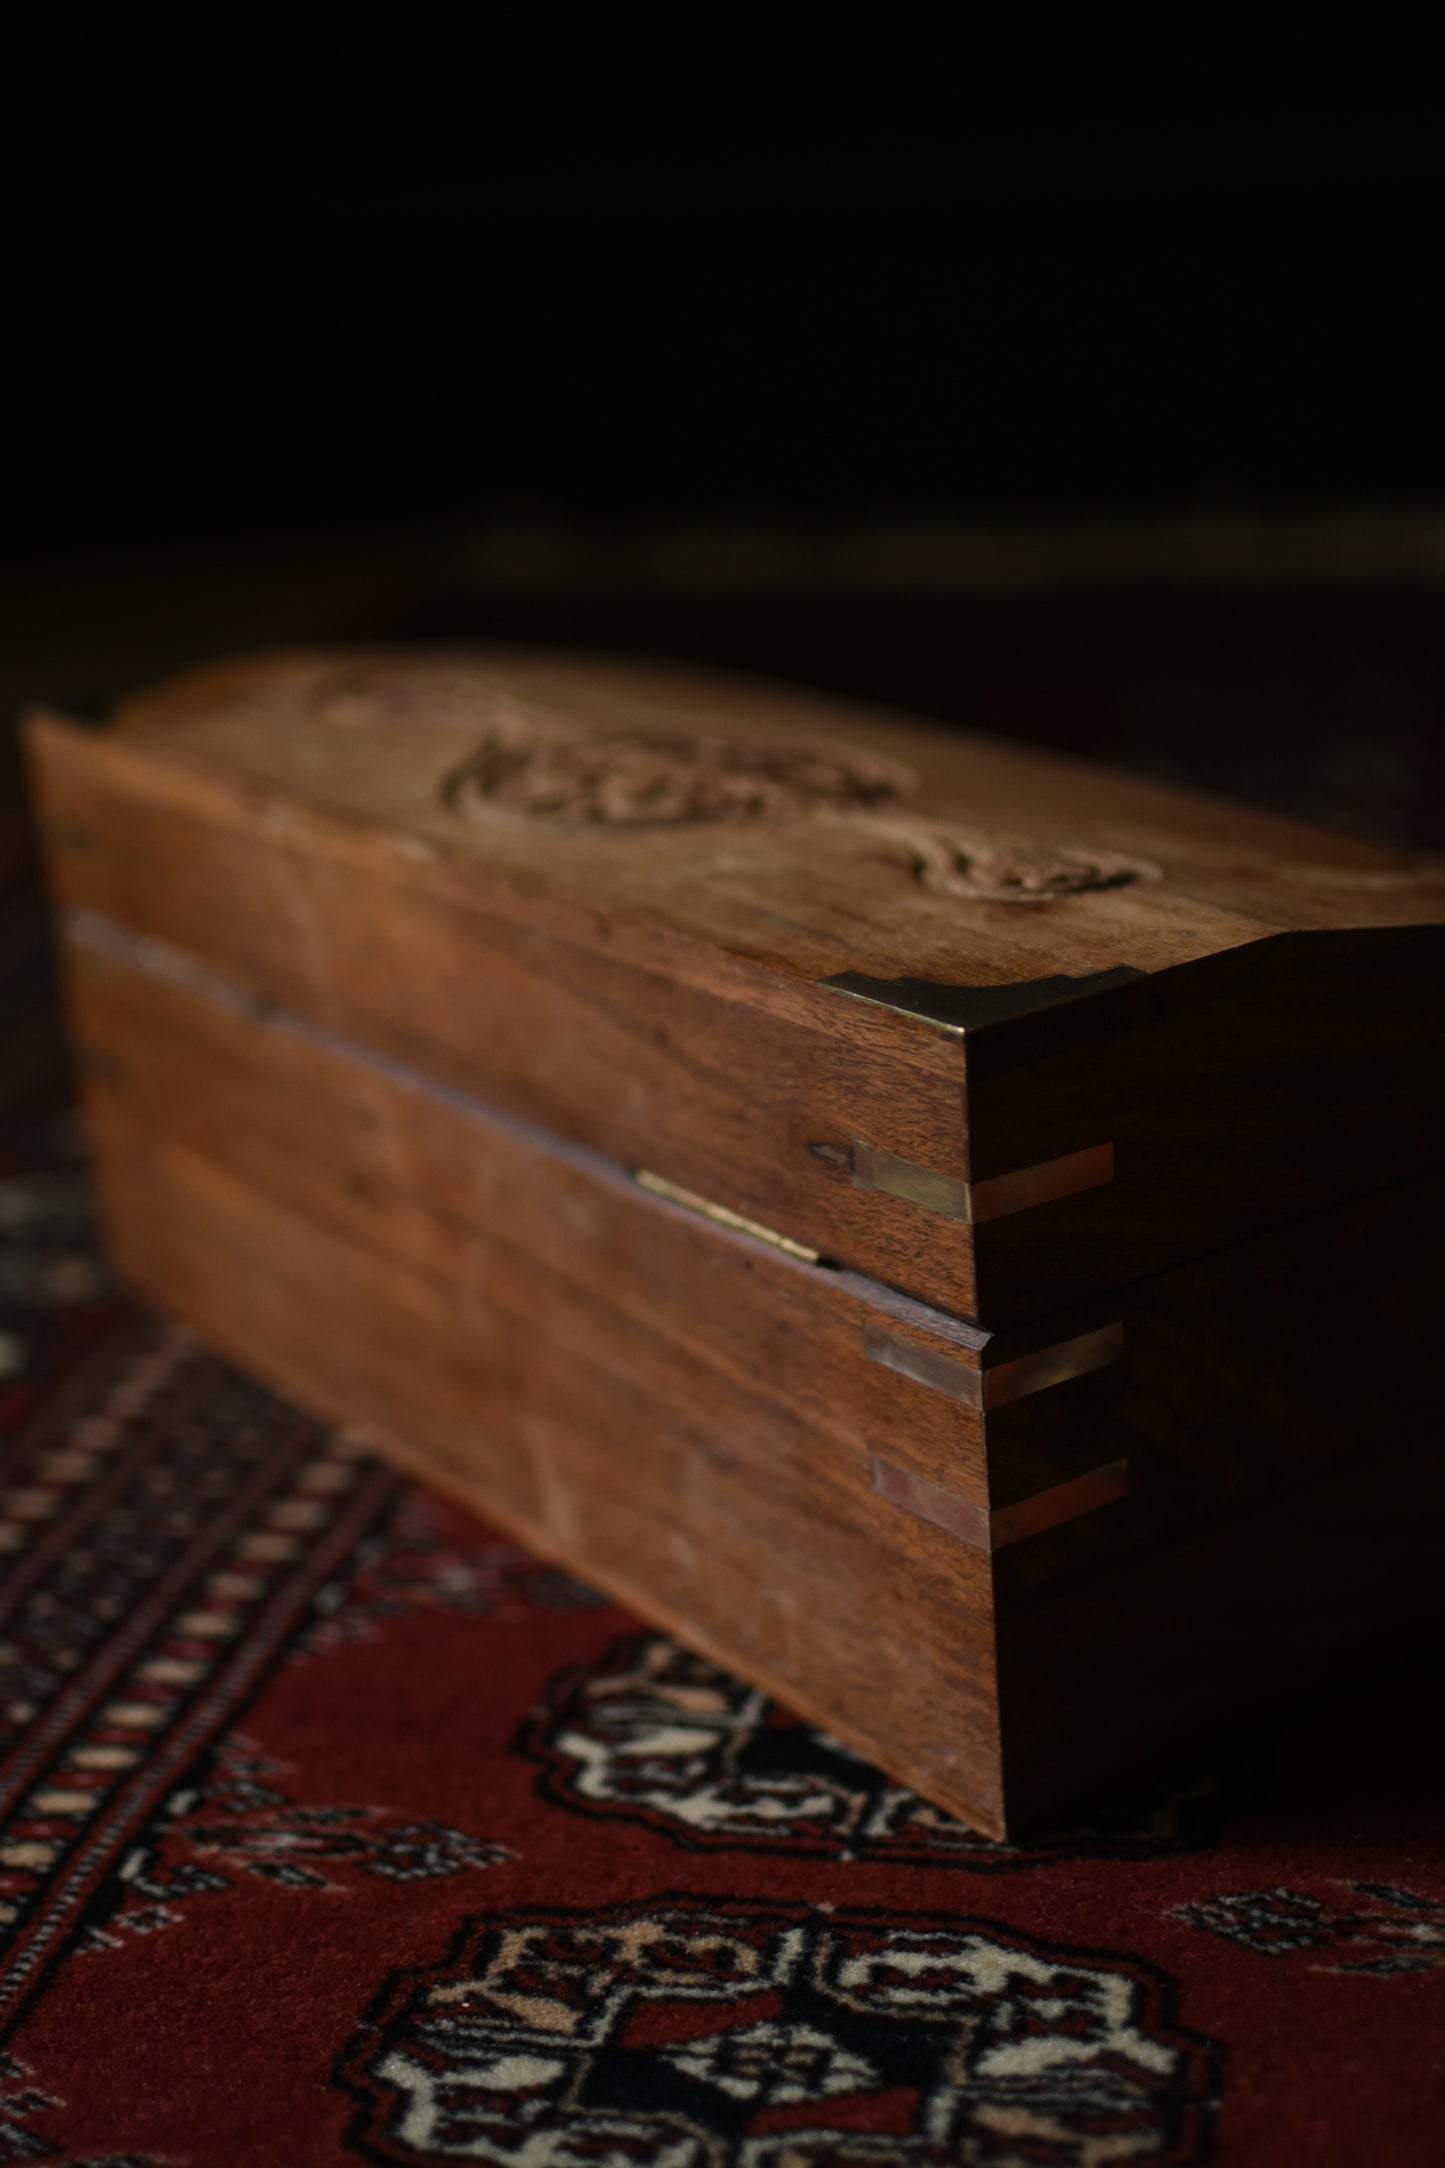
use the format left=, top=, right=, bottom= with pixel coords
left=25, top=649, right=1445, bottom=1838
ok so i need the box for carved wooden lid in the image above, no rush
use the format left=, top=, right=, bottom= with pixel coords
left=107, top=647, right=1445, bottom=994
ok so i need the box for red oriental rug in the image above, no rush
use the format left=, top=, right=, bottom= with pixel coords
left=1, top=889, right=1443, bottom=2166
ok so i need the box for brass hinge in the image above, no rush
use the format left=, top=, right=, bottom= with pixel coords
left=634, top=1170, right=821, bottom=1263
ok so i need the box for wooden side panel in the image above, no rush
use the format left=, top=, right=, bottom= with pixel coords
left=61, top=924, right=1445, bottom=1834
left=89, top=1117, right=1008, bottom=1835
left=29, top=714, right=980, bottom=1316
left=65, top=935, right=1008, bottom=1830
left=62, top=931, right=996, bottom=1500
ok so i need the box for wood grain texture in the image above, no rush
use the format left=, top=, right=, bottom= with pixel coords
left=24, top=648, right=1445, bottom=1323
left=63, top=925, right=1445, bottom=1834
left=93, top=1115, right=1006, bottom=1839
left=31, top=717, right=982, bottom=1316
left=100, top=647, right=1445, bottom=941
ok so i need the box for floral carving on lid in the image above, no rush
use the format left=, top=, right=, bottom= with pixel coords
left=446, top=704, right=916, bottom=828
left=312, top=661, right=1162, bottom=901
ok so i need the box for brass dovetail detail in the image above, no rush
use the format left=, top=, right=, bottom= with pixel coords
left=970, top=1144, right=1116, bottom=1224
left=981, top=1325, right=1126, bottom=1410
left=852, top=1144, right=970, bottom=1221
left=872, top=1455, right=1129, bottom=1553
left=863, top=1321, right=1124, bottom=1412
left=853, top=1140, right=1115, bottom=1225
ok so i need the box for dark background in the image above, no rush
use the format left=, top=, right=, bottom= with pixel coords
left=14, top=105, right=1445, bottom=552
left=6, top=95, right=1445, bottom=859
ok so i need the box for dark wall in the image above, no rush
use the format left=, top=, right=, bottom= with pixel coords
left=13, top=104, right=1445, bottom=557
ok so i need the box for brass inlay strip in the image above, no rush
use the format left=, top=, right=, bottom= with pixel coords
left=969, top=1142, right=1115, bottom=1224
left=864, top=1319, right=1124, bottom=1411
left=988, top=1460, right=1129, bottom=1548
left=872, top=1455, right=1129, bottom=1552
left=863, top=1322, right=984, bottom=1408
left=634, top=1170, right=821, bottom=1263
left=852, top=1139, right=1114, bottom=1225
left=872, top=1460, right=990, bottom=1548
left=852, top=1143, right=969, bottom=1220
left=981, top=1324, right=1125, bottom=1410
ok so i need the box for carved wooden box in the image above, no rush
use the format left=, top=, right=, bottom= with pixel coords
left=24, top=650, right=1445, bottom=1836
